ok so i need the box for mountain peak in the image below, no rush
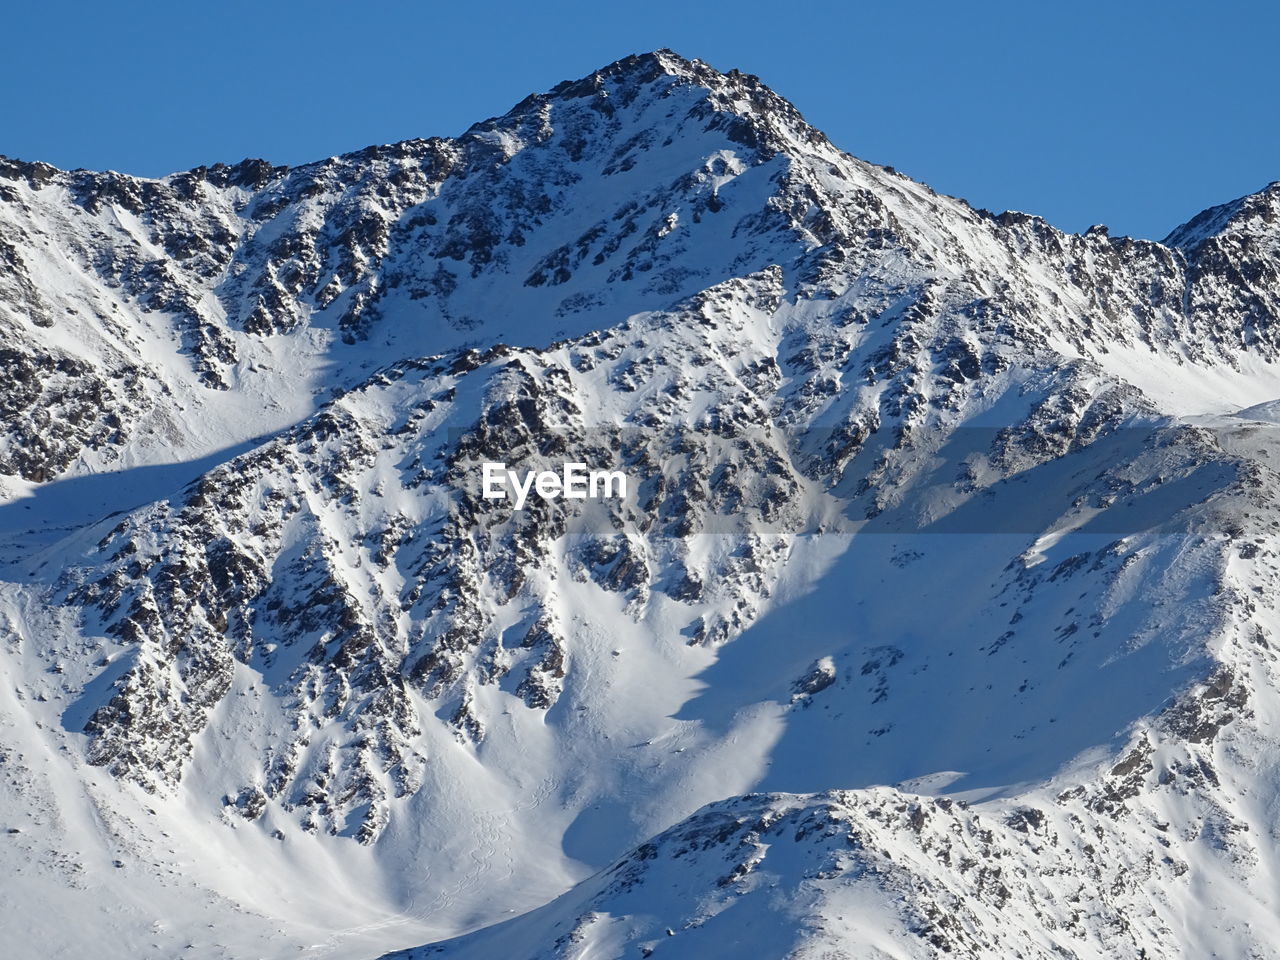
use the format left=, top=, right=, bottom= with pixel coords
left=1163, top=180, right=1280, bottom=251
left=462, top=49, right=829, bottom=158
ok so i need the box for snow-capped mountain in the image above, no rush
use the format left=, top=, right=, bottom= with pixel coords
left=3, top=50, right=1280, bottom=959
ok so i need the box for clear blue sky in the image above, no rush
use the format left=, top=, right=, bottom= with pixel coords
left=3, top=0, right=1276, bottom=240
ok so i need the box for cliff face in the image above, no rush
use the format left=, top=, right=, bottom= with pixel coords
left=3, top=50, right=1280, bottom=960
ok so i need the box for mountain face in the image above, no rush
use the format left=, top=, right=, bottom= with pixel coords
left=3, top=49, right=1280, bottom=960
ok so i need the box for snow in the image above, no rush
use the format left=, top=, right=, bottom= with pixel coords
left=1, top=48, right=1279, bottom=960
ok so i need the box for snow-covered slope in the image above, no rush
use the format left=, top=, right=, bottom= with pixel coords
left=3, top=50, right=1280, bottom=960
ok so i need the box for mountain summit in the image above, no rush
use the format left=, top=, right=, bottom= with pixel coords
left=2, top=51, right=1280, bottom=960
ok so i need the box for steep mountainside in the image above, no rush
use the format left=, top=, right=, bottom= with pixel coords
left=3, top=50, right=1280, bottom=960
